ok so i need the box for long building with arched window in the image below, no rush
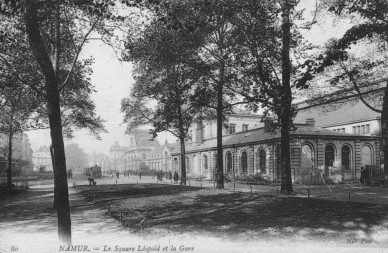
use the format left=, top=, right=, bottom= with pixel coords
left=170, top=119, right=381, bottom=184
left=113, top=84, right=384, bottom=184
left=168, top=82, right=385, bottom=184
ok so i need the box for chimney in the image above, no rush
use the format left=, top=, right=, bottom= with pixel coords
left=264, top=117, right=273, bottom=132
left=306, top=118, right=315, bottom=127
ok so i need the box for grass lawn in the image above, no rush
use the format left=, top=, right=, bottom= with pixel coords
left=78, top=183, right=388, bottom=247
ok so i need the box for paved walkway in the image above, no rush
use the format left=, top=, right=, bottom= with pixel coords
left=0, top=184, right=135, bottom=253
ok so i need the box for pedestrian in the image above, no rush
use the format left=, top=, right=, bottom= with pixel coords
left=168, top=171, right=172, bottom=180
left=116, top=171, right=120, bottom=179
left=139, top=172, right=142, bottom=179
left=360, top=167, right=366, bottom=185
left=174, top=172, right=178, bottom=183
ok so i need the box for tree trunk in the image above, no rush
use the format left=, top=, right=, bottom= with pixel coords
left=179, top=137, right=187, bottom=186
left=51, top=145, right=58, bottom=209
left=216, top=66, right=224, bottom=189
left=24, top=0, right=72, bottom=245
left=177, top=104, right=187, bottom=186
left=280, top=0, right=293, bottom=194
left=52, top=0, right=60, bottom=210
left=381, top=81, right=388, bottom=176
left=6, top=112, right=14, bottom=189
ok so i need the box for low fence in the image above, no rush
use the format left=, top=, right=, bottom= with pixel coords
left=0, top=177, right=29, bottom=195
left=365, top=165, right=386, bottom=186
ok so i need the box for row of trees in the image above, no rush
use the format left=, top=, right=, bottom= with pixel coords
left=121, top=0, right=311, bottom=192
left=121, top=0, right=388, bottom=192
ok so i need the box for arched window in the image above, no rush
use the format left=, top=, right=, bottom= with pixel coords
left=301, top=144, right=314, bottom=170
left=203, top=155, right=208, bottom=174
left=241, top=151, right=248, bottom=173
left=226, top=152, right=233, bottom=173
left=342, top=146, right=351, bottom=171
left=361, top=145, right=372, bottom=166
left=258, top=149, right=266, bottom=173
left=325, top=145, right=335, bottom=167
left=193, top=155, right=198, bottom=174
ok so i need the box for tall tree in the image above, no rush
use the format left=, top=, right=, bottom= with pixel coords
left=122, top=18, right=211, bottom=185
left=1, top=0, right=120, bottom=244
left=0, top=11, right=106, bottom=198
left=155, top=0, right=251, bottom=188
left=230, top=0, right=311, bottom=193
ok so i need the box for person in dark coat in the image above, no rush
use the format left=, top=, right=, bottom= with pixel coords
left=116, top=171, right=120, bottom=179
left=173, top=172, right=178, bottom=183
left=360, top=167, right=366, bottom=185
left=168, top=171, right=172, bottom=180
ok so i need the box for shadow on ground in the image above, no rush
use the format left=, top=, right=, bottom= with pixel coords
left=99, top=185, right=388, bottom=244
left=78, top=183, right=201, bottom=201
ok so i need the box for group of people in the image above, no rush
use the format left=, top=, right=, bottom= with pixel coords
left=155, top=170, right=179, bottom=183
left=107, top=170, right=180, bottom=183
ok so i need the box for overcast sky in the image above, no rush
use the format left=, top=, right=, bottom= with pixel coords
left=25, top=0, right=351, bottom=156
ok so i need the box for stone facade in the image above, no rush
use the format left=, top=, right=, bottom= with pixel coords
left=171, top=122, right=381, bottom=184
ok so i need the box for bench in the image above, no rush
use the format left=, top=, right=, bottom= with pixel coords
left=88, top=177, right=97, bottom=186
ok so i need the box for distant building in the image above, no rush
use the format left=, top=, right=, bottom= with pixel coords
left=109, top=142, right=128, bottom=172
left=125, top=130, right=162, bottom=171
left=33, top=146, right=52, bottom=172
left=108, top=130, right=177, bottom=173
left=88, top=152, right=110, bottom=174
left=0, top=132, right=34, bottom=175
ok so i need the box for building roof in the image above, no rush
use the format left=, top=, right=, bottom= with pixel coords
left=171, top=124, right=378, bottom=155
left=110, top=141, right=127, bottom=152
left=295, top=99, right=380, bottom=127
left=294, top=79, right=386, bottom=127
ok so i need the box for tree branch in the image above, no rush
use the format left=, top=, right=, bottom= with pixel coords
left=60, top=16, right=100, bottom=89
left=341, top=63, right=382, bottom=113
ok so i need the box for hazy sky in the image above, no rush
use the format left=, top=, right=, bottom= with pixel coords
left=26, top=40, right=176, bottom=155
left=26, top=1, right=351, bottom=156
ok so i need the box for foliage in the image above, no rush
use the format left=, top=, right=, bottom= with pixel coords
left=122, top=2, right=214, bottom=137
left=305, top=0, right=388, bottom=176
left=0, top=0, right=135, bottom=244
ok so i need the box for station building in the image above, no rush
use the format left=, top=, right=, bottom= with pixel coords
left=170, top=118, right=381, bottom=184
left=111, top=83, right=385, bottom=184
